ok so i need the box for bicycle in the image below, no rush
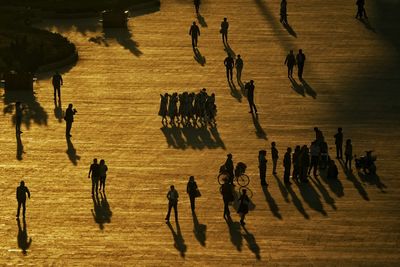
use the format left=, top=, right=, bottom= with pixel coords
left=217, top=162, right=250, bottom=187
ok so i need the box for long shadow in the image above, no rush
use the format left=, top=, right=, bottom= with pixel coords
left=358, top=18, right=376, bottom=32
left=262, top=185, right=282, bottom=219
left=91, top=192, right=112, bottom=230
left=300, top=78, right=317, bottom=99
left=286, top=184, right=309, bottom=219
left=17, top=218, right=32, bottom=255
left=319, top=167, right=344, bottom=198
left=228, top=80, right=242, bottom=102
left=3, top=89, right=48, bottom=129
left=309, top=176, right=337, bottom=211
left=16, top=133, right=24, bottom=160
left=225, top=216, right=243, bottom=251
left=273, top=174, right=290, bottom=203
left=251, top=113, right=267, bottom=140
left=193, top=47, right=206, bottom=66
left=54, top=98, right=63, bottom=123
left=104, top=28, right=143, bottom=57
left=66, top=136, right=80, bottom=165
left=338, top=161, right=369, bottom=201
left=289, top=77, right=305, bottom=96
left=242, top=226, right=261, bottom=260
left=224, top=43, right=236, bottom=57
left=197, top=13, right=208, bottom=27
left=166, top=221, right=187, bottom=258
left=192, top=211, right=207, bottom=247
left=358, top=171, right=387, bottom=193
left=283, top=22, right=297, bottom=37
left=297, top=181, right=327, bottom=216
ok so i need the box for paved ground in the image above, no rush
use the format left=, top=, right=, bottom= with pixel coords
left=1, top=0, right=400, bottom=265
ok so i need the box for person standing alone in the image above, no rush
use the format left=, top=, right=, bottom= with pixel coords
left=52, top=71, right=63, bottom=101
left=16, top=181, right=30, bottom=218
left=296, top=49, right=306, bottom=79
left=220, top=18, right=229, bottom=44
left=165, top=185, right=179, bottom=222
left=64, top=103, right=77, bottom=137
left=189, top=21, right=200, bottom=48
left=247, top=80, right=258, bottom=114
left=186, top=176, right=198, bottom=212
left=271, top=142, right=279, bottom=174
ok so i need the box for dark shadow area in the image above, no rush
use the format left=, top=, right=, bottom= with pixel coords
left=289, top=77, right=305, bottom=96
left=358, top=18, right=376, bottom=32
left=262, top=185, right=282, bottom=220
left=54, top=98, right=63, bottom=123
left=225, top=216, right=242, bottom=251
left=66, top=136, right=80, bottom=165
left=160, top=124, right=225, bottom=150
left=310, top=176, right=337, bottom=211
left=3, top=89, right=48, bottom=129
left=17, top=218, right=32, bottom=255
left=167, top=221, right=187, bottom=258
left=273, top=174, right=290, bottom=203
left=91, top=192, right=112, bottom=230
left=128, top=2, right=160, bottom=18
left=300, top=78, right=317, bottom=99
left=16, top=133, right=24, bottom=160
left=192, top=211, right=206, bottom=246
left=251, top=113, right=267, bottom=140
left=228, top=80, right=242, bottom=102
left=224, top=43, right=236, bottom=57
left=297, top=182, right=327, bottom=216
left=104, top=28, right=143, bottom=57
left=358, top=171, right=386, bottom=193
left=197, top=13, right=207, bottom=27
left=319, top=168, right=344, bottom=198
left=286, top=184, right=309, bottom=219
left=193, top=47, right=206, bottom=66
left=42, top=18, right=99, bottom=37
left=338, top=161, right=369, bottom=201
left=283, top=22, right=297, bottom=37
left=242, top=226, right=261, bottom=260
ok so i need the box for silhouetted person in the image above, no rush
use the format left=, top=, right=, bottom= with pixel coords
left=292, top=145, right=300, bottom=181
left=296, top=49, right=306, bottom=79
left=299, top=145, right=310, bottom=183
left=334, top=127, right=343, bottom=159
left=17, top=218, right=32, bottom=255
left=16, top=180, right=30, bottom=218
left=345, top=139, right=353, bottom=170
left=355, top=0, right=368, bottom=19
left=189, top=21, right=200, bottom=47
left=238, top=189, right=250, bottom=226
left=224, top=153, right=234, bottom=184
left=247, top=80, right=258, bottom=114
left=220, top=18, right=229, bottom=44
left=308, top=141, right=320, bottom=176
left=327, top=160, right=339, bottom=179
left=283, top=147, right=292, bottom=184
left=186, top=176, right=198, bottom=212
left=88, top=158, right=100, bottom=195
left=15, top=102, right=24, bottom=135
left=224, top=55, right=234, bottom=81
left=64, top=103, right=77, bottom=137
left=280, top=0, right=288, bottom=24
left=221, top=179, right=233, bottom=217
left=99, top=159, right=108, bottom=192
left=52, top=71, right=63, bottom=101
left=258, top=150, right=268, bottom=186
left=194, top=0, right=200, bottom=14
left=235, top=55, right=243, bottom=82
left=284, top=50, right=296, bottom=78
left=165, top=185, right=179, bottom=222
left=314, top=127, right=324, bottom=144
left=271, top=142, right=279, bottom=174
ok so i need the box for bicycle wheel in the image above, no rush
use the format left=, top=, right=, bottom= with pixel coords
left=236, top=173, right=250, bottom=186
left=239, top=186, right=253, bottom=199
left=218, top=172, right=230, bottom=185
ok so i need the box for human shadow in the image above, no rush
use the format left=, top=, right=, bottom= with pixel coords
left=228, top=80, right=242, bottom=102
left=54, top=98, right=63, bottom=123
left=358, top=18, right=376, bottom=32
left=262, top=185, right=282, bottom=219
left=283, top=22, right=297, bottom=38
left=289, top=77, right=305, bottom=96
left=338, top=161, right=369, bottom=201
left=273, top=174, right=290, bottom=203
left=286, top=183, right=310, bottom=219
left=167, top=221, right=187, bottom=258
left=197, top=13, right=208, bottom=27
left=251, top=113, right=267, bottom=140
left=192, top=211, right=207, bottom=246
left=224, top=43, right=236, bottom=57
left=300, top=78, right=317, bottom=99
left=297, top=181, right=327, bottom=216
left=103, top=28, right=143, bottom=57
left=3, top=89, right=48, bottom=129
left=91, top=192, right=112, bottom=230
left=358, top=171, right=386, bottom=193
left=193, top=47, right=206, bottom=66
left=309, top=176, right=337, bottom=211
left=66, top=136, right=80, bottom=165
left=225, top=216, right=243, bottom=251
left=319, top=167, right=344, bottom=198
left=16, top=133, right=24, bottom=160
left=17, top=218, right=32, bottom=255
left=242, top=226, right=261, bottom=260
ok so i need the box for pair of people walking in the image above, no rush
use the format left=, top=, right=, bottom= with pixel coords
left=284, top=49, right=306, bottom=79
left=88, top=159, right=108, bottom=195
left=224, top=54, right=244, bottom=82
left=220, top=179, right=250, bottom=226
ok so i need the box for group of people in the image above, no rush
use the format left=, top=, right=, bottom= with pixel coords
left=158, top=89, right=217, bottom=126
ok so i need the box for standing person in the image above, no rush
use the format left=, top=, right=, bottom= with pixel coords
left=355, top=0, right=368, bottom=19
left=334, top=127, right=343, bottom=159
left=308, top=141, right=320, bottom=176
left=224, top=153, right=234, bottom=184
left=284, top=50, right=296, bottom=78
left=189, top=21, right=200, bottom=48
left=296, top=49, right=306, bottom=79
left=247, top=80, right=258, bottom=114
left=221, top=179, right=233, bottom=218
left=220, top=17, right=229, bottom=44
left=194, top=0, right=200, bottom=14
left=235, top=54, right=243, bottom=82
left=258, top=150, right=268, bottom=186
left=292, top=145, right=301, bottom=181
left=345, top=139, right=353, bottom=170
left=271, top=142, right=279, bottom=175
left=52, top=71, right=63, bottom=101
left=159, top=93, right=168, bottom=124
left=16, top=181, right=30, bottom=218
left=88, top=158, right=100, bottom=195
left=186, top=176, right=198, bottom=212
left=224, top=54, right=234, bottom=81
left=64, top=103, right=77, bottom=137
left=238, top=189, right=250, bottom=226
left=280, top=0, right=288, bottom=24
left=99, top=159, right=108, bottom=192
left=300, top=145, right=310, bottom=183
left=15, top=102, right=24, bottom=135
left=283, top=147, right=292, bottom=185
left=165, top=185, right=179, bottom=222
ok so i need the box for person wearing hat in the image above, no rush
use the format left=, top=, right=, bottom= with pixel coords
left=16, top=181, right=30, bottom=218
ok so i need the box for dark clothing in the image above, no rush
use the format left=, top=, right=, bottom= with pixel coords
left=194, top=0, right=200, bottom=13
left=328, top=163, right=339, bottom=179
left=189, top=24, right=200, bottom=47
left=280, top=1, right=287, bottom=24
left=65, top=107, right=76, bottom=136
left=221, top=183, right=233, bottom=216
left=247, top=83, right=257, bottom=113
left=334, top=132, right=343, bottom=159
left=238, top=194, right=250, bottom=215
left=292, top=150, right=300, bottom=180
left=187, top=181, right=198, bottom=211
left=259, top=155, right=267, bottom=185
left=224, top=56, right=234, bottom=80
left=166, top=189, right=179, bottom=221
left=356, top=0, right=367, bottom=19
left=296, top=52, right=306, bottom=79
left=52, top=74, right=63, bottom=99
left=300, top=152, right=310, bottom=182
left=285, top=53, right=296, bottom=77
left=221, top=21, right=229, bottom=43
left=16, top=185, right=30, bottom=217
left=272, top=147, right=279, bottom=173
left=89, top=163, right=100, bottom=194
left=235, top=58, right=243, bottom=81
left=345, top=144, right=353, bottom=169
left=16, top=105, right=23, bottom=133
left=224, top=158, right=234, bottom=183
left=283, top=151, right=291, bottom=183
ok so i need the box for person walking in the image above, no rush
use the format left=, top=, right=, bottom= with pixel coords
left=283, top=147, right=292, bottom=185
left=247, top=80, right=258, bottom=114
left=334, top=127, right=343, bottom=159
left=296, top=49, right=306, bottom=79
left=235, top=55, right=244, bottom=82
left=15, top=102, right=24, bottom=135
left=16, top=181, right=30, bottom=218
left=220, top=18, right=229, bottom=44
left=238, top=189, right=250, bottom=226
left=64, top=103, right=77, bottom=137
left=258, top=150, right=268, bottom=186
left=186, top=176, right=198, bottom=212
left=88, top=158, right=100, bottom=195
left=52, top=71, right=63, bottom=101
left=221, top=179, right=233, bottom=218
left=189, top=21, right=200, bottom=48
left=280, top=0, right=288, bottom=24
left=99, top=159, right=108, bottom=192
left=224, top=54, right=234, bottom=81
left=355, top=0, right=368, bottom=19
left=284, top=50, right=296, bottom=78
left=308, top=141, right=320, bottom=176
left=224, top=153, right=234, bottom=184
left=292, top=145, right=301, bottom=181
left=345, top=139, right=353, bottom=170
left=271, top=142, right=279, bottom=174
left=165, top=185, right=179, bottom=222
left=194, top=0, right=200, bottom=14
